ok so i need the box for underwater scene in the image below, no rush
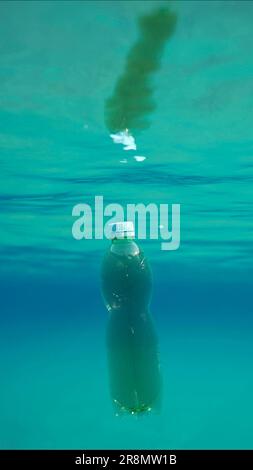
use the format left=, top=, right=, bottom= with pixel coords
left=0, top=0, right=252, bottom=449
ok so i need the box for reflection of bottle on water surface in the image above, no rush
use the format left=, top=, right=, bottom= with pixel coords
left=101, top=222, right=162, bottom=415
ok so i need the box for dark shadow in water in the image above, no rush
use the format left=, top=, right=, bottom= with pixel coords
left=105, top=5, right=177, bottom=133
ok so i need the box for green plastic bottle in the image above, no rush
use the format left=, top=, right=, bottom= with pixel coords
left=101, top=222, right=161, bottom=415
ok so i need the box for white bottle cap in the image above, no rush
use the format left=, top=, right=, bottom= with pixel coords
left=111, top=221, right=135, bottom=239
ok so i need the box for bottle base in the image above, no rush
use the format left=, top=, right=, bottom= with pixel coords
left=112, top=394, right=161, bottom=417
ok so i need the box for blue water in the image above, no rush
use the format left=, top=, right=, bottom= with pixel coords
left=0, top=0, right=253, bottom=449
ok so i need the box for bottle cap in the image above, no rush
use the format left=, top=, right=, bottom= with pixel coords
left=111, top=221, right=135, bottom=239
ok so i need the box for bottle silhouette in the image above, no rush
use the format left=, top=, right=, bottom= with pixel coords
left=101, top=222, right=161, bottom=415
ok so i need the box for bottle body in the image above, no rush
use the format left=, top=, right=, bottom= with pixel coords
left=101, top=238, right=161, bottom=414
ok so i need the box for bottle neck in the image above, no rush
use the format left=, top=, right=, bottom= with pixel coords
left=110, top=238, right=140, bottom=257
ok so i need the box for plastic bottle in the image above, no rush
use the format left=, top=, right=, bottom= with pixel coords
left=101, top=222, right=161, bottom=415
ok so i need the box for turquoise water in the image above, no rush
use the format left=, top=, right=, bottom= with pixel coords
left=0, top=0, right=253, bottom=449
